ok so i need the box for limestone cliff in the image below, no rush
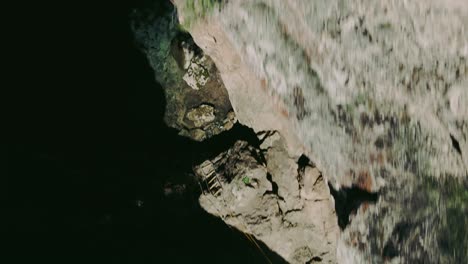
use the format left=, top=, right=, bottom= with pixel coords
left=175, top=0, right=468, bottom=263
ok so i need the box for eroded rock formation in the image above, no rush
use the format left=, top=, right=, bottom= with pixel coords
left=173, top=0, right=468, bottom=263
left=194, top=132, right=338, bottom=263
left=131, top=3, right=236, bottom=141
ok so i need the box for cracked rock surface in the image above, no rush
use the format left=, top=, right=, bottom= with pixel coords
left=176, top=0, right=468, bottom=262
left=195, top=132, right=339, bottom=263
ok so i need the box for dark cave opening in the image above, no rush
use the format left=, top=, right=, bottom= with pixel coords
left=328, top=183, right=379, bottom=230
left=297, top=154, right=311, bottom=169
left=6, top=1, right=284, bottom=263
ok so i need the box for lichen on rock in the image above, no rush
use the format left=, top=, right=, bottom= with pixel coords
left=185, top=104, right=215, bottom=127
left=131, top=2, right=234, bottom=141
left=180, top=40, right=210, bottom=90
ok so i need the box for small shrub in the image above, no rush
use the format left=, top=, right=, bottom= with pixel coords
left=181, top=0, right=222, bottom=28
left=242, top=176, right=250, bottom=185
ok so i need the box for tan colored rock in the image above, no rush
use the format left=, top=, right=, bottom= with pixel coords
left=175, top=7, right=305, bottom=158
left=185, top=104, right=215, bottom=128
left=194, top=134, right=339, bottom=263
left=189, top=128, right=206, bottom=141
left=301, top=166, right=329, bottom=201
left=222, top=110, right=236, bottom=130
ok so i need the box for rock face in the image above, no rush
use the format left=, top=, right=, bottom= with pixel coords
left=131, top=3, right=236, bottom=141
left=175, top=0, right=468, bottom=263
left=194, top=132, right=339, bottom=263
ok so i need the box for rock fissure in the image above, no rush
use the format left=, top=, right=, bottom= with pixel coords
left=450, top=133, right=462, bottom=156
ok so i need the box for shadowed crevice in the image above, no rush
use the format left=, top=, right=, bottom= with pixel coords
left=450, top=134, right=462, bottom=156
left=328, top=183, right=379, bottom=229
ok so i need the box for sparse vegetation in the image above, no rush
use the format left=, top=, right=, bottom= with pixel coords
left=421, top=177, right=468, bottom=262
left=180, top=0, right=222, bottom=28
left=242, top=176, right=250, bottom=185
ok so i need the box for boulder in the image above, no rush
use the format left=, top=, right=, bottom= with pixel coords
left=194, top=133, right=339, bottom=263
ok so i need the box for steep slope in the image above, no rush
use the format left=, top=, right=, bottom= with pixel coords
left=175, top=0, right=468, bottom=263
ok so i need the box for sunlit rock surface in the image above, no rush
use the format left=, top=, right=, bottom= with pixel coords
left=175, top=0, right=468, bottom=263
left=195, top=132, right=339, bottom=263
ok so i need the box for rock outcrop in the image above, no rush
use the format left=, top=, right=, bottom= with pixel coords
left=194, top=132, right=339, bottom=263
left=131, top=3, right=236, bottom=141
left=175, top=0, right=468, bottom=263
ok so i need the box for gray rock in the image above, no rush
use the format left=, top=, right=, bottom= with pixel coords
left=175, top=0, right=468, bottom=262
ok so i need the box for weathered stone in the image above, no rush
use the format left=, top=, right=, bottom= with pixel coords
left=180, top=40, right=210, bottom=90
left=176, top=0, right=468, bottom=262
left=189, top=128, right=206, bottom=142
left=194, top=133, right=339, bottom=263
left=131, top=3, right=235, bottom=141
left=222, top=110, right=236, bottom=130
left=301, top=166, right=328, bottom=201
left=185, top=104, right=215, bottom=127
